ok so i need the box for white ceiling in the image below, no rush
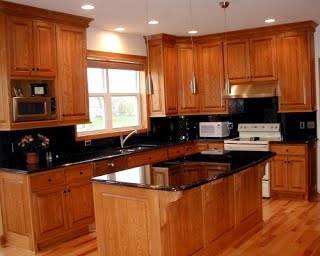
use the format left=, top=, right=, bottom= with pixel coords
left=7, top=0, right=320, bottom=35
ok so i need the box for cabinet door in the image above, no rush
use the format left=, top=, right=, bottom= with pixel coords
left=33, top=20, right=56, bottom=77
left=66, top=182, right=94, bottom=229
left=56, top=25, right=89, bottom=123
left=163, top=43, right=179, bottom=115
left=148, top=43, right=165, bottom=116
left=224, top=39, right=251, bottom=83
left=177, top=44, right=199, bottom=114
left=277, top=31, right=314, bottom=112
left=250, top=36, right=277, bottom=81
left=287, top=156, right=307, bottom=193
left=32, top=186, right=69, bottom=241
left=197, top=41, right=228, bottom=113
left=234, top=167, right=261, bottom=226
left=7, top=16, right=33, bottom=76
left=202, top=177, right=234, bottom=245
left=271, top=155, right=288, bottom=191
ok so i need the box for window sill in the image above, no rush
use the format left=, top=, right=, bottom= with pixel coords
left=76, top=127, right=148, bottom=141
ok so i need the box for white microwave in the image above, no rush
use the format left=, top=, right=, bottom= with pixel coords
left=199, top=122, right=231, bottom=138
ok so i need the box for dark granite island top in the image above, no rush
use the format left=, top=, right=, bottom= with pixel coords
left=92, top=150, right=274, bottom=191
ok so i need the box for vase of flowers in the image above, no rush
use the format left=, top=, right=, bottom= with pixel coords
left=18, top=134, right=50, bottom=165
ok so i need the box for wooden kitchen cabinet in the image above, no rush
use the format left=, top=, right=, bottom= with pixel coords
left=271, top=143, right=311, bottom=199
left=7, top=16, right=56, bottom=77
left=277, top=30, right=316, bottom=112
left=224, top=36, right=277, bottom=84
left=202, top=177, right=234, bottom=245
left=32, top=185, right=69, bottom=242
left=234, top=166, right=262, bottom=228
left=56, top=25, right=89, bottom=123
left=32, top=20, right=57, bottom=77
left=148, top=35, right=179, bottom=116
left=0, top=163, right=94, bottom=251
left=177, top=43, right=200, bottom=114
left=224, top=39, right=251, bottom=84
left=250, top=36, right=277, bottom=81
left=197, top=41, right=228, bottom=114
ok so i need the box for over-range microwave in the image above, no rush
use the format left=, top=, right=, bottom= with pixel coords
left=13, top=97, right=56, bottom=122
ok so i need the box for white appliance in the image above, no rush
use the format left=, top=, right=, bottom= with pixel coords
left=224, top=123, right=282, bottom=198
left=199, top=122, right=230, bottom=138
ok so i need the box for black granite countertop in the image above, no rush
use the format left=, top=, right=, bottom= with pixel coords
left=92, top=151, right=274, bottom=191
left=275, top=135, right=318, bottom=144
left=0, top=138, right=233, bottom=174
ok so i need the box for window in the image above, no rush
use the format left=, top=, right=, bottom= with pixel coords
left=77, top=51, right=147, bottom=139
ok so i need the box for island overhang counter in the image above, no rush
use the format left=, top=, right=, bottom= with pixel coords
left=92, top=151, right=274, bottom=256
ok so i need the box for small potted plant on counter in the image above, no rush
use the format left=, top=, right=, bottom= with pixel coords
left=18, top=134, right=50, bottom=165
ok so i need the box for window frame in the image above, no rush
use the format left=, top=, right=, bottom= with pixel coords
left=76, top=50, right=148, bottom=141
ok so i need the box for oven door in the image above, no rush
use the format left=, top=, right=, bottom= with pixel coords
left=13, top=97, right=50, bottom=122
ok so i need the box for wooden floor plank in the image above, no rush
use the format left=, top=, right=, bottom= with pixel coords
left=1, top=199, right=320, bottom=256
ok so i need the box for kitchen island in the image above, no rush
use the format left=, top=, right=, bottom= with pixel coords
left=92, top=151, right=274, bottom=256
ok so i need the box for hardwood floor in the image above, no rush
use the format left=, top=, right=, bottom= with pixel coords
left=1, top=199, right=320, bottom=256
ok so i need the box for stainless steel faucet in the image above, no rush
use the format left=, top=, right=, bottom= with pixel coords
left=120, top=130, right=138, bottom=148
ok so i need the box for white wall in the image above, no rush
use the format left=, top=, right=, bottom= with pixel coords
left=315, top=28, right=320, bottom=193
left=87, top=27, right=146, bottom=56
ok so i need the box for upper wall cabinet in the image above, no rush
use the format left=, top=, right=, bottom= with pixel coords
left=224, top=39, right=251, bottom=84
left=197, top=41, right=228, bottom=114
left=177, top=43, right=200, bottom=114
left=250, top=36, right=277, bottom=81
left=224, top=36, right=277, bottom=84
left=148, top=35, right=179, bottom=117
left=56, top=25, right=89, bottom=123
left=0, top=1, right=92, bottom=130
left=7, top=16, right=56, bottom=78
left=277, top=30, right=316, bottom=112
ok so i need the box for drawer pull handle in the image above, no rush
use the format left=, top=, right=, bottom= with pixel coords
left=107, top=163, right=115, bottom=167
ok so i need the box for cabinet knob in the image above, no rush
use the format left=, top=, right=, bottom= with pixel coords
left=107, top=162, right=115, bottom=167
left=36, top=68, right=39, bottom=71
left=32, top=68, right=35, bottom=71
left=48, top=178, right=52, bottom=182
left=80, top=171, right=83, bottom=175
left=68, top=189, right=71, bottom=193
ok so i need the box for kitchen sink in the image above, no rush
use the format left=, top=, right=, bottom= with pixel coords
left=115, top=145, right=158, bottom=154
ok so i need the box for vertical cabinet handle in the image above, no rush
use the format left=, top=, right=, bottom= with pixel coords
left=190, top=75, right=197, bottom=95
left=225, top=79, right=230, bottom=95
left=146, top=73, right=153, bottom=95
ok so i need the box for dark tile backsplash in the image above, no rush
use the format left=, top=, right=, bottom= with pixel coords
left=0, top=97, right=317, bottom=162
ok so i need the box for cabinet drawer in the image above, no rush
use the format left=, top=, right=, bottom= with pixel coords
left=271, top=144, right=306, bottom=156
left=30, top=170, right=65, bottom=191
left=127, top=149, right=168, bottom=168
left=207, top=142, right=224, bottom=150
left=185, top=143, right=197, bottom=156
left=94, top=156, right=128, bottom=177
left=168, top=145, right=186, bottom=159
left=196, top=143, right=209, bottom=152
left=65, top=163, right=93, bottom=184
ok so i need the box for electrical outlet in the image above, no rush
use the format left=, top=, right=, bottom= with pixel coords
left=307, top=121, right=315, bottom=129
left=84, top=140, right=92, bottom=147
left=299, top=121, right=305, bottom=129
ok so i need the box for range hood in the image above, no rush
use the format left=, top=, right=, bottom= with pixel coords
left=224, top=82, right=279, bottom=99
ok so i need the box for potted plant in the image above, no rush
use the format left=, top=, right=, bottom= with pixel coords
left=18, top=134, right=50, bottom=165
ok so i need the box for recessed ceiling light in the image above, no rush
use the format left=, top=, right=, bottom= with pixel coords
left=81, top=4, right=95, bottom=10
left=188, top=30, right=198, bottom=35
left=265, top=18, right=276, bottom=23
left=114, top=27, right=125, bottom=32
left=148, top=20, right=159, bottom=25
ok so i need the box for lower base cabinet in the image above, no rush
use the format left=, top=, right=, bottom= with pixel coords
left=93, top=164, right=265, bottom=256
left=270, top=143, right=316, bottom=200
left=0, top=163, right=95, bottom=251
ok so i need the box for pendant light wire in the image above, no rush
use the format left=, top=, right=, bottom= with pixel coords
left=188, top=0, right=197, bottom=94
left=145, top=0, right=152, bottom=94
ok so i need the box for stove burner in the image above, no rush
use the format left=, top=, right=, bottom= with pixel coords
left=250, top=137, right=260, bottom=141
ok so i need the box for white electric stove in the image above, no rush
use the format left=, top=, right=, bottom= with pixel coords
left=224, top=123, right=282, bottom=198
